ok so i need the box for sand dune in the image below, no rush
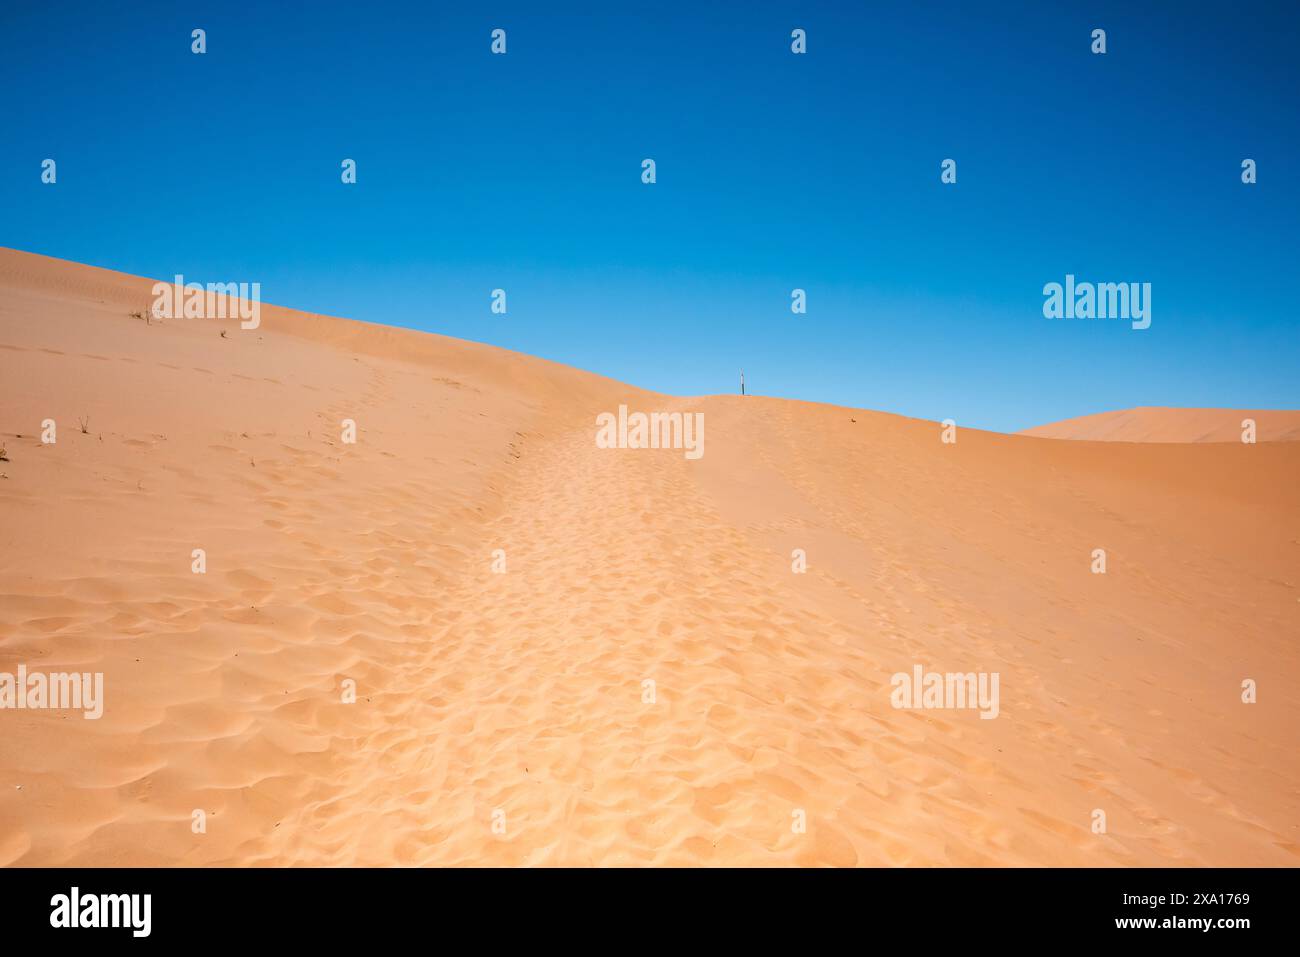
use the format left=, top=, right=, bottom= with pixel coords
left=1, top=247, right=1297, bottom=866
left=1021, top=407, right=1300, bottom=443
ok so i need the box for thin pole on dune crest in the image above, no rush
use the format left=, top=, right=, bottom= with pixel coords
left=740, top=370, right=745, bottom=396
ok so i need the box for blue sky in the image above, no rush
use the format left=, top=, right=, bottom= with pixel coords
left=2, top=1, right=1297, bottom=432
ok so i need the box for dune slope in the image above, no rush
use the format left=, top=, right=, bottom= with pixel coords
left=1021, top=406, right=1300, bottom=443
left=1, top=248, right=1297, bottom=866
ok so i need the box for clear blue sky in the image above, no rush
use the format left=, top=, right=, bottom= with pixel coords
left=2, top=1, right=1296, bottom=432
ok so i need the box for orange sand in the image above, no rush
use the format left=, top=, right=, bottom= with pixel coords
left=1022, top=407, right=1300, bottom=443
left=1, top=248, right=1297, bottom=866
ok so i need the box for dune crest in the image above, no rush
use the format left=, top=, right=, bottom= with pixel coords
left=1, top=248, right=1297, bottom=866
left=1021, top=406, right=1300, bottom=443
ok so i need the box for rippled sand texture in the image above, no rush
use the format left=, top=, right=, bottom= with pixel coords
left=1, top=248, right=1297, bottom=866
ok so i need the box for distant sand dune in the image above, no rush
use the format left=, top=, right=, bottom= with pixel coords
left=1, top=248, right=1297, bottom=866
left=1021, top=407, right=1300, bottom=443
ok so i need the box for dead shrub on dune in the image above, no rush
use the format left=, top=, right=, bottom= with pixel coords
left=78, top=416, right=90, bottom=434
